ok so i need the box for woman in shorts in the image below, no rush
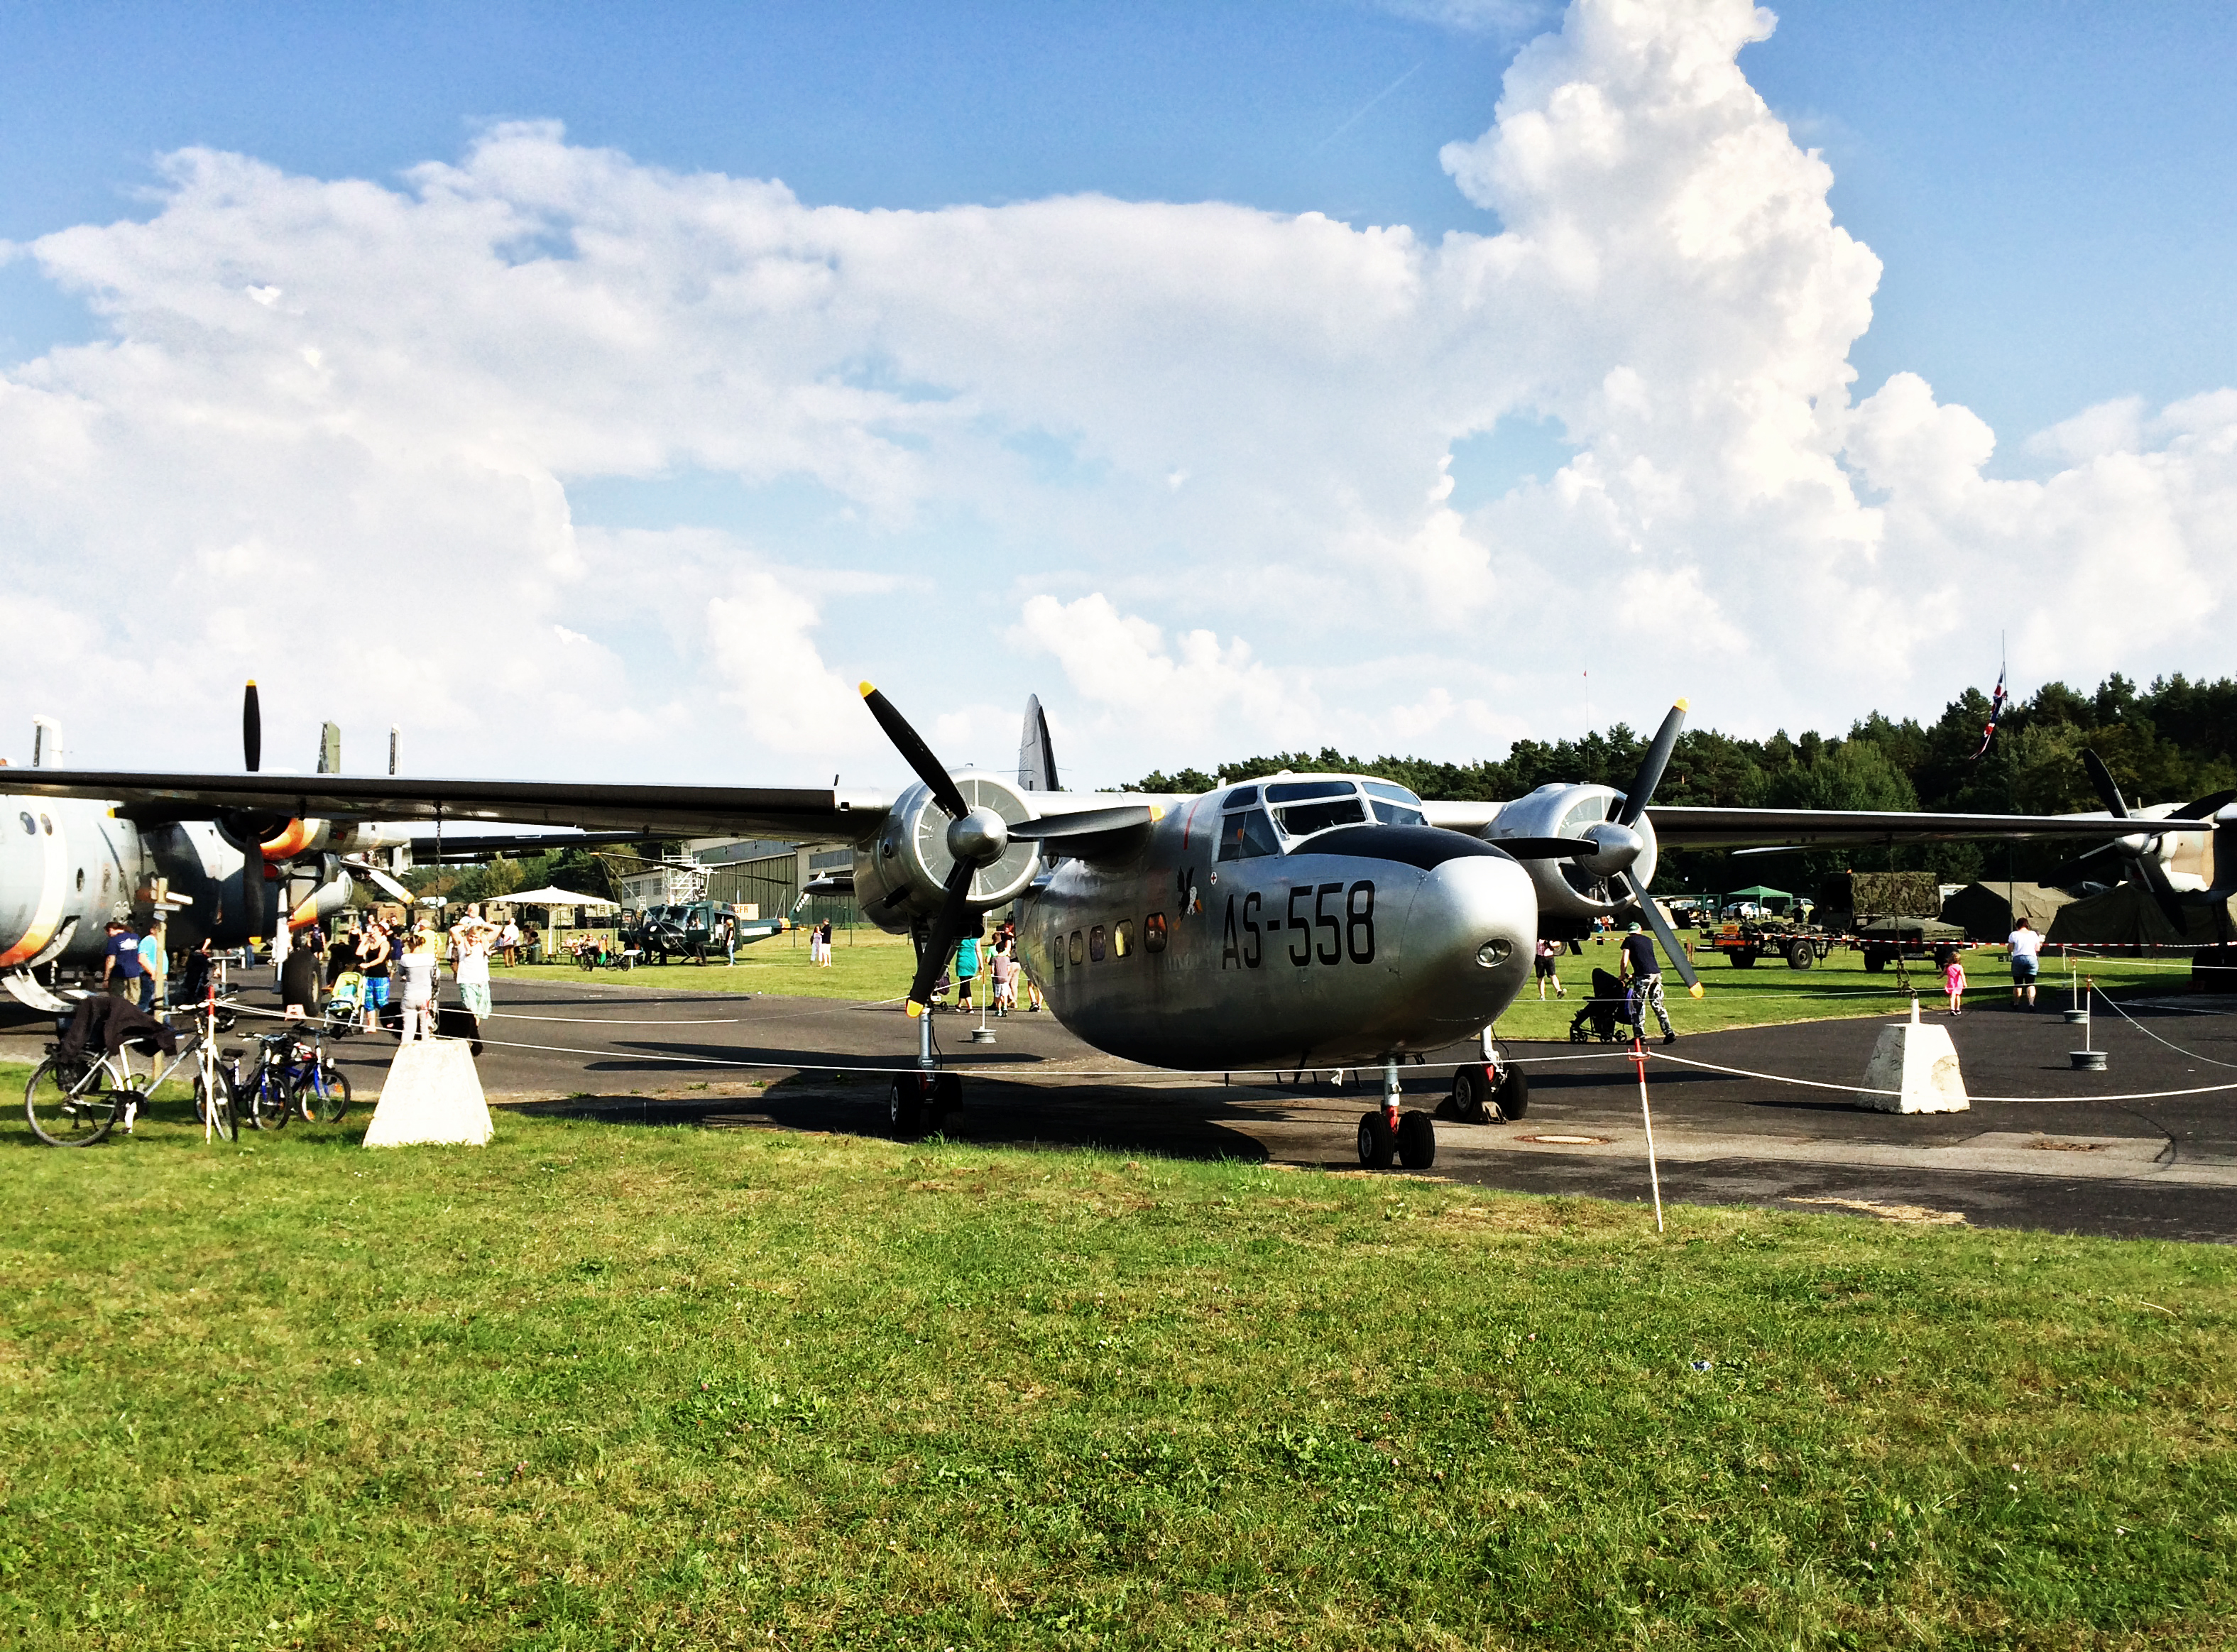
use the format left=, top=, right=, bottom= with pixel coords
left=1533, top=936, right=1565, bottom=1000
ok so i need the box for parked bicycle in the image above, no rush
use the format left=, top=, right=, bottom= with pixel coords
left=26, top=995, right=239, bottom=1147
left=231, top=1028, right=354, bottom=1131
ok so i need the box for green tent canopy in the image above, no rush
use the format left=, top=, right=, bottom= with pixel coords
left=1724, top=885, right=1793, bottom=902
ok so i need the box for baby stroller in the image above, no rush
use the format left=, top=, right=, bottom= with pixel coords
left=324, top=970, right=364, bottom=1037
left=1569, top=968, right=1634, bottom=1044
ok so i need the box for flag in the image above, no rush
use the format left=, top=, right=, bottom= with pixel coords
left=1970, top=664, right=2008, bottom=760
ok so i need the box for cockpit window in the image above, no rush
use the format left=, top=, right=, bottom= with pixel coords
left=1264, top=780, right=1354, bottom=803
left=1262, top=778, right=1368, bottom=838
left=1363, top=781, right=1426, bottom=826
left=1223, top=785, right=1259, bottom=808
left=1274, top=796, right=1367, bottom=836
left=1218, top=807, right=1281, bottom=862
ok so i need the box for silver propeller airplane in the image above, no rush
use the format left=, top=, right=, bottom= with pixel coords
left=9, top=682, right=2211, bottom=1169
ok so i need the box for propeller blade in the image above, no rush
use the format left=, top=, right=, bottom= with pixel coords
left=2170, top=787, right=2237, bottom=821
left=1614, top=870, right=1702, bottom=997
left=1614, top=699, right=1688, bottom=828
left=905, top=858, right=979, bottom=1015
left=243, top=680, right=262, bottom=774
left=860, top=682, right=969, bottom=820
left=2126, top=846, right=2193, bottom=937
left=1490, top=837, right=1596, bottom=860
left=2038, top=842, right=2121, bottom=887
left=2082, top=748, right=2128, bottom=819
left=339, top=855, right=414, bottom=905
left=1010, top=804, right=1159, bottom=840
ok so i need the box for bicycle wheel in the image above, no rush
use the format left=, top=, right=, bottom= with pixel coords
left=26, top=1057, right=120, bottom=1147
left=194, top=1066, right=240, bottom=1142
left=310, top=1062, right=351, bottom=1123
left=248, top=1070, right=292, bottom=1132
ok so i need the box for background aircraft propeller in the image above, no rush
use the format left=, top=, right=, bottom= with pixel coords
left=243, top=680, right=262, bottom=773
left=2072, top=747, right=2192, bottom=934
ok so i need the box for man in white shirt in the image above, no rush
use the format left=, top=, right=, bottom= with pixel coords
left=2006, top=916, right=2042, bottom=1010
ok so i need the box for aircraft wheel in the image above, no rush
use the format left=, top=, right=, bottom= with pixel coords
left=931, top=1071, right=963, bottom=1132
left=1396, top=1110, right=1436, bottom=1170
left=1448, top=1066, right=1492, bottom=1123
left=1494, top=1065, right=1529, bottom=1122
left=889, top=1074, right=927, bottom=1140
left=1356, top=1110, right=1395, bottom=1169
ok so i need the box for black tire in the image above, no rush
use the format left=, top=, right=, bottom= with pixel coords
left=1448, top=1066, right=1492, bottom=1124
left=26, top=1056, right=118, bottom=1147
left=1732, top=948, right=1759, bottom=969
left=1863, top=947, right=1888, bottom=973
left=1568, top=1022, right=1587, bottom=1044
left=1356, top=1110, right=1395, bottom=1169
left=931, top=1071, right=962, bottom=1130
left=300, top=1062, right=351, bottom=1123
left=890, top=1073, right=927, bottom=1139
left=1396, top=1110, right=1436, bottom=1170
left=248, top=1071, right=292, bottom=1132
left=195, top=1068, right=240, bottom=1142
left=1786, top=943, right=1815, bottom=970
left=1494, top=1065, right=1530, bottom=1122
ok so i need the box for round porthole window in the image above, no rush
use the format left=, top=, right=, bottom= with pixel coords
left=17, top=812, right=32, bottom=835
left=38, top=814, right=52, bottom=835
left=75, top=868, right=83, bottom=892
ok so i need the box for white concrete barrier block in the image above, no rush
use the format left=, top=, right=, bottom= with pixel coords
left=1856, top=1002, right=1969, bottom=1114
left=362, top=1039, right=494, bottom=1147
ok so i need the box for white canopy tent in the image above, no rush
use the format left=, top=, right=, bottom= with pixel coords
left=502, top=885, right=620, bottom=909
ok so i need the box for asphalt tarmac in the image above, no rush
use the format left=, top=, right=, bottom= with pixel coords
left=16, top=975, right=2233, bottom=1241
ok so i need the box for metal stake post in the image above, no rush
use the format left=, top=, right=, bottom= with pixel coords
left=1631, top=1038, right=1664, bottom=1232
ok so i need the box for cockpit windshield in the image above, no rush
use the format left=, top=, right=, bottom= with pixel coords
left=1363, top=781, right=1427, bottom=826
left=1264, top=779, right=1366, bottom=838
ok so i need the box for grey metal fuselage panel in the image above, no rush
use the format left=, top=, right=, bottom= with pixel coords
left=1018, top=801, right=1536, bottom=1071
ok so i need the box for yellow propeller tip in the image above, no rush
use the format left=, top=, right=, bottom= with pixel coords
left=1674, top=696, right=1690, bottom=713
left=1690, top=983, right=1705, bottom=1000
left=1148, top=804, right=1166, bottom=822
left=906, top=1000, right=924, bottom=1018
left=858, top=681, right=876, bottom=698
left=246, top=678, right=258, bottom=686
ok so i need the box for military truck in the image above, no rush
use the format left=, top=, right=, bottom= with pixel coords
left=1699, top=915, right=1839, bottom=970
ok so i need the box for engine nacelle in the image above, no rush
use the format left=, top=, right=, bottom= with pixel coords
left=851, top=772, right=1042, bottom=933
left=287, top=865, right=354, bottom=931
left=1482, top=782, right=1660, bottom=937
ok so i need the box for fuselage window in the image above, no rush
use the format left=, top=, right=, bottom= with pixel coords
left=1090, top=925, right=1106, bottom=962
left=1218, top=808, right=1281, bottom=862
left=1051, top=928, right=1064, bottom=968
left=1364, top=780, right=1427, bottom=826
left=1144, top=913, right=1168, bottom=953
left=16, top=812, right=31, bottom=835
left=75, top=868, right=83, bottom=892
left=1112, top=920, right=1132, bottom=958
left=1069, top=929, right=1084, bottom=967
left=39, top=815, right=52, bottom=835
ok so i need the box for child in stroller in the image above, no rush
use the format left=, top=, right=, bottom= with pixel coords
left=324, top=970, right=364, bottom=1036
left=1569, top=968, right=1635, bottom=1043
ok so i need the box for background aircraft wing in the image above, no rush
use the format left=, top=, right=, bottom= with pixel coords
left=1644, top=805, right=2215, bottom=850
left=3, top=770, right=890, bottom=846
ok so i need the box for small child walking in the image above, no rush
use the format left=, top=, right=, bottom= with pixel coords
left=1943, top=951, right=1966, bottom=1015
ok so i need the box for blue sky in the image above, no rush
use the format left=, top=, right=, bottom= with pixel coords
left=8, top=1, right=2233, bottom=442
left=3, top=1, right=2234, bottom=784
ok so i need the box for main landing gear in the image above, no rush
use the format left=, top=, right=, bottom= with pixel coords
left=1444, top=1059, right=1528, bottom=1125
left=890, top=1000, right=961, bottom=1140
left=1357, top=1057, right=1438, bottom=1171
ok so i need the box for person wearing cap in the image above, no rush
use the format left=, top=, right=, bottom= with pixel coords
left=99, top=918, right=145, bottom=1001
left=1617, top=919, right=1676, bottom=1044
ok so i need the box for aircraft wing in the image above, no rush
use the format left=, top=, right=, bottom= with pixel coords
left=3, top=770, right=890, bottom=846
left=1644, top=806, right=2214, bottom=850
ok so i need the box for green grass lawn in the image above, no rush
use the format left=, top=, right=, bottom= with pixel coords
left=4, top=1112, right=2232, bottom=1648
left=510, top=926, right=917, bottom=1002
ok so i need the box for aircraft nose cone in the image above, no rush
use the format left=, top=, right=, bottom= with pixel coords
left=1401, top=851, right=1536, bottom=1040
left=946, top=805, right=1010, bottom=865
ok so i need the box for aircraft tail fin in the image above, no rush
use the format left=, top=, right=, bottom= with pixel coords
left=1018, top=695, right=1059, bottom=792
left=317, top=722, right=340, bottom=775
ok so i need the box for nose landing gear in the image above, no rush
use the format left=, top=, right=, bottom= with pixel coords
left=1447, top=1061, right=1529, bottom=1124
left=890, top=1000, right=963, bottom=1139
left=1358, top=1056, right=1437, bottom=1170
